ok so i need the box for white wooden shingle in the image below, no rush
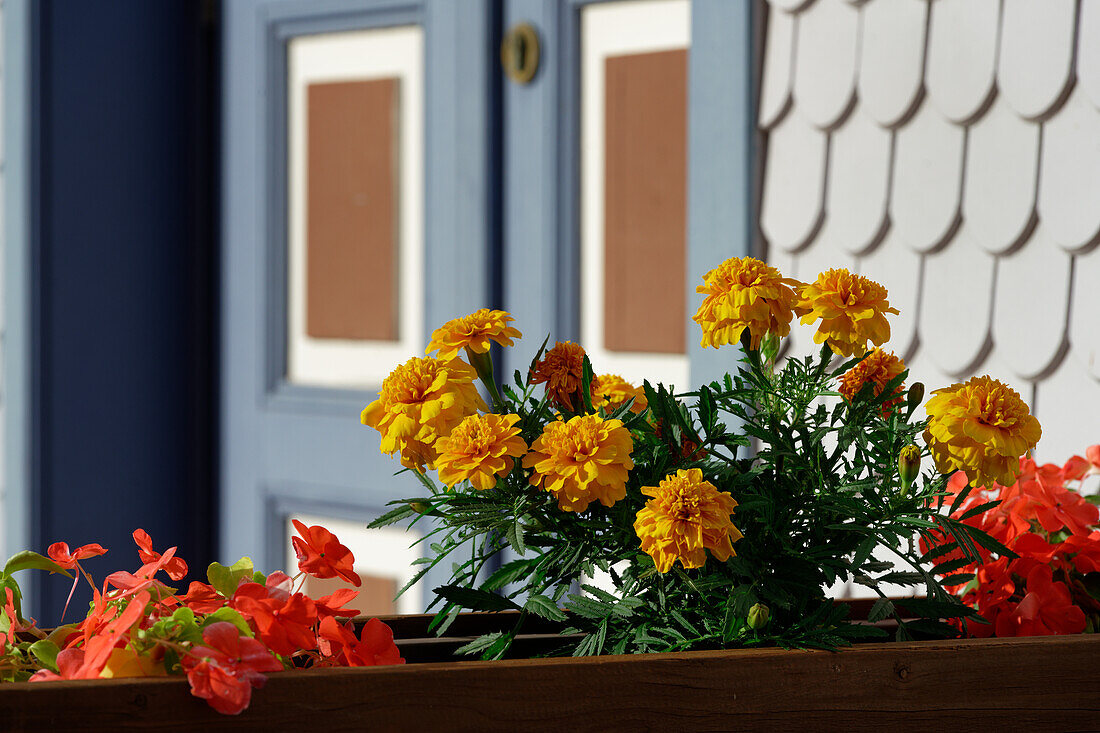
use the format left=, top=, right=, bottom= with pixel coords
left=992, top=226, right=1072, bottom=379
left=998, top=0, right=1078, bottom=121
left=1080, top=0, right=1100, bottom=111
left=903, top=346, right=960, bottom=412
left=926, top=0, right=1000, bottom=123
left=1038, top=88, right=1100, bottom=253
left=918, top=229, right=994, bottom=376
left=792, top=0, right=860, bottom=130
left=857, top=0, right=928, bottom=128
left=759, top=0, right=1100, bottom=473
left=768, top=0, right=817, bottom=13
left=1032, top=356, right=1100, bottom=463
left=759, top=8, right=797, bottom=129
left=962, top=96, right=1040, bottom=254
left=827, top=105, right=892, bottom=255
left=857, top=228, right=922, bottom=360
left=890, top=99, right=964, bottom=252
left=1069, top=245, right=1100, bottom=380
left=760, top=110, right=828, bottom=252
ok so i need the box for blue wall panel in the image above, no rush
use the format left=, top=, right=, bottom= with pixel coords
left=32, top=0, right=217, bottom=622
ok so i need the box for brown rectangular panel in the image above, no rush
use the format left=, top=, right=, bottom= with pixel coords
left=603, top=49, right=688, bottom=354
left=301, top=573, right=398, bottom=617
left=306, top=78, right=400, bottom=341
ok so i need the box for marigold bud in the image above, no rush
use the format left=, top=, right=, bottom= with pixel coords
left=906, top=382, right=925, bottom=413
left=898, top=444, right=921, bottom=492
left=409, top=501, right=433, bottom=515
left=747, top=602, right=770, bottom=630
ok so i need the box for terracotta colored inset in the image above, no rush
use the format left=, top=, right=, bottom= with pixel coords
left=301, top=573, right=399, bottom=617
left=306, top=78, right=400, bottom=341
left=603, top=49, right=688, bottom=354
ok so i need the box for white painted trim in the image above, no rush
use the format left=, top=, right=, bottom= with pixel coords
left=580, top=0, right=691, bottom=390
left=286, top=26, right=424, bottom=389
left=2, top=0, right=32, bottom=567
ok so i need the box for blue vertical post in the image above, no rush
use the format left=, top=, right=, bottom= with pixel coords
left=687, top=0, right=757, bottom=388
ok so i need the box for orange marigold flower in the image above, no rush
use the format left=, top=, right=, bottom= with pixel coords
left=591, top=374, right=648, bottom=415
left=693, top=256, right=801, bottom=350
left=426, top=308, right=522, bottom=361
left=796, top=269, right=899, bottom=357
left=435, top=413, right=528, bottom=491
left=361, top=356, right=487, bottom=470
left=633, top=468, right=743, bottom=573
left=522, top=414, right=634, bottom=512
left=530, top=341, right=587, bottom=410
left=837, top=348, right=907, bottom=416
left=924, top=376, right=1041, bottom=489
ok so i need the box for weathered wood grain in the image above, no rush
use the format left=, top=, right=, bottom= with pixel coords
left=1, top=634, right=1096, bottom=732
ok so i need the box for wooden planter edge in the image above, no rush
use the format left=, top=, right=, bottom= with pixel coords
left=1, top=633, right=1097, bottom=732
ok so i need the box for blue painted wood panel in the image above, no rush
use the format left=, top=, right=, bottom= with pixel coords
left=26, top=0, right=218, bottom=623
left=220, top=0, right=497, bottom=607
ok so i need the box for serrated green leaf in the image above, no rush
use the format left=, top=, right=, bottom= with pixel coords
left=867, top=598, right=895, bottom=623
left=454, top=632, right=504, bottom=657
left=434, top=585, right=521, bottom=612
left=367, top=503, right=417, bottom=529
left=524, top=594, right=567, bottom=621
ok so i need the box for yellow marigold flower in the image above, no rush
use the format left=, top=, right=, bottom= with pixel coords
left=522, top=414, right=634, bottom=512
left=796, top=269, right=899, bottom=357
left=530, top=341, right=587, bottom=410
left=361, top=357, right=488, bottom=470
left=591, top=374, right=648, bottom=415
left=435, top=413, right=527, bottom=491
left=923, top=375, right=1042, bottom=489
left=693, top=256, right=801, bottom=350
left=837, top=348, right=907, bottom=417
left=633, top=468, right=743, bottom=573
left=426, top=308, right=522, bottom=362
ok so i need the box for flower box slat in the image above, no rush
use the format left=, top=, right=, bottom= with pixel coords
left=2, top=633, right=1096, bottom=732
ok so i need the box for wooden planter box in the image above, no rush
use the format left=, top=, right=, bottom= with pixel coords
left=1, top=609, right=1097, bottom=732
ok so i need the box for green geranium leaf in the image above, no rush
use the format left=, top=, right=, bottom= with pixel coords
left=202, top=606, right=253, bottom=637
left=4, top=552, right=72, bottom=579
left=28, top=640, right=60, bottom=672
left=207, top=557, right=255, bottom=598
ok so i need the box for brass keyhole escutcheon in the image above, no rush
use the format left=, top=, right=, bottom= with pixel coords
left=501, top=22, right=540, bottom=85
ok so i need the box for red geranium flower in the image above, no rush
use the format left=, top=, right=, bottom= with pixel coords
left=1062, top=531, right=1100, bottom=574
left=993, top=565, right=1086, bottom=637
left=182, top=622, right=283, bottom=715
left=1086, top=444, right=1100, bottom=471
left=31, top=591, right=150, bottom=681
left=290, top=520, right=361, bottom=587
left=317, top=616, right=403, bottom=667
left=181, top=582, right=227, bottom=614
left=132, top=529, right=188, bottom=581
left=232, top=583, right=318, bottom=656
left=314, top=588, right=360, bottom=620
left=106, top=546, right=182, bottom=599
left=47, top=542, right=107, bottom=570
